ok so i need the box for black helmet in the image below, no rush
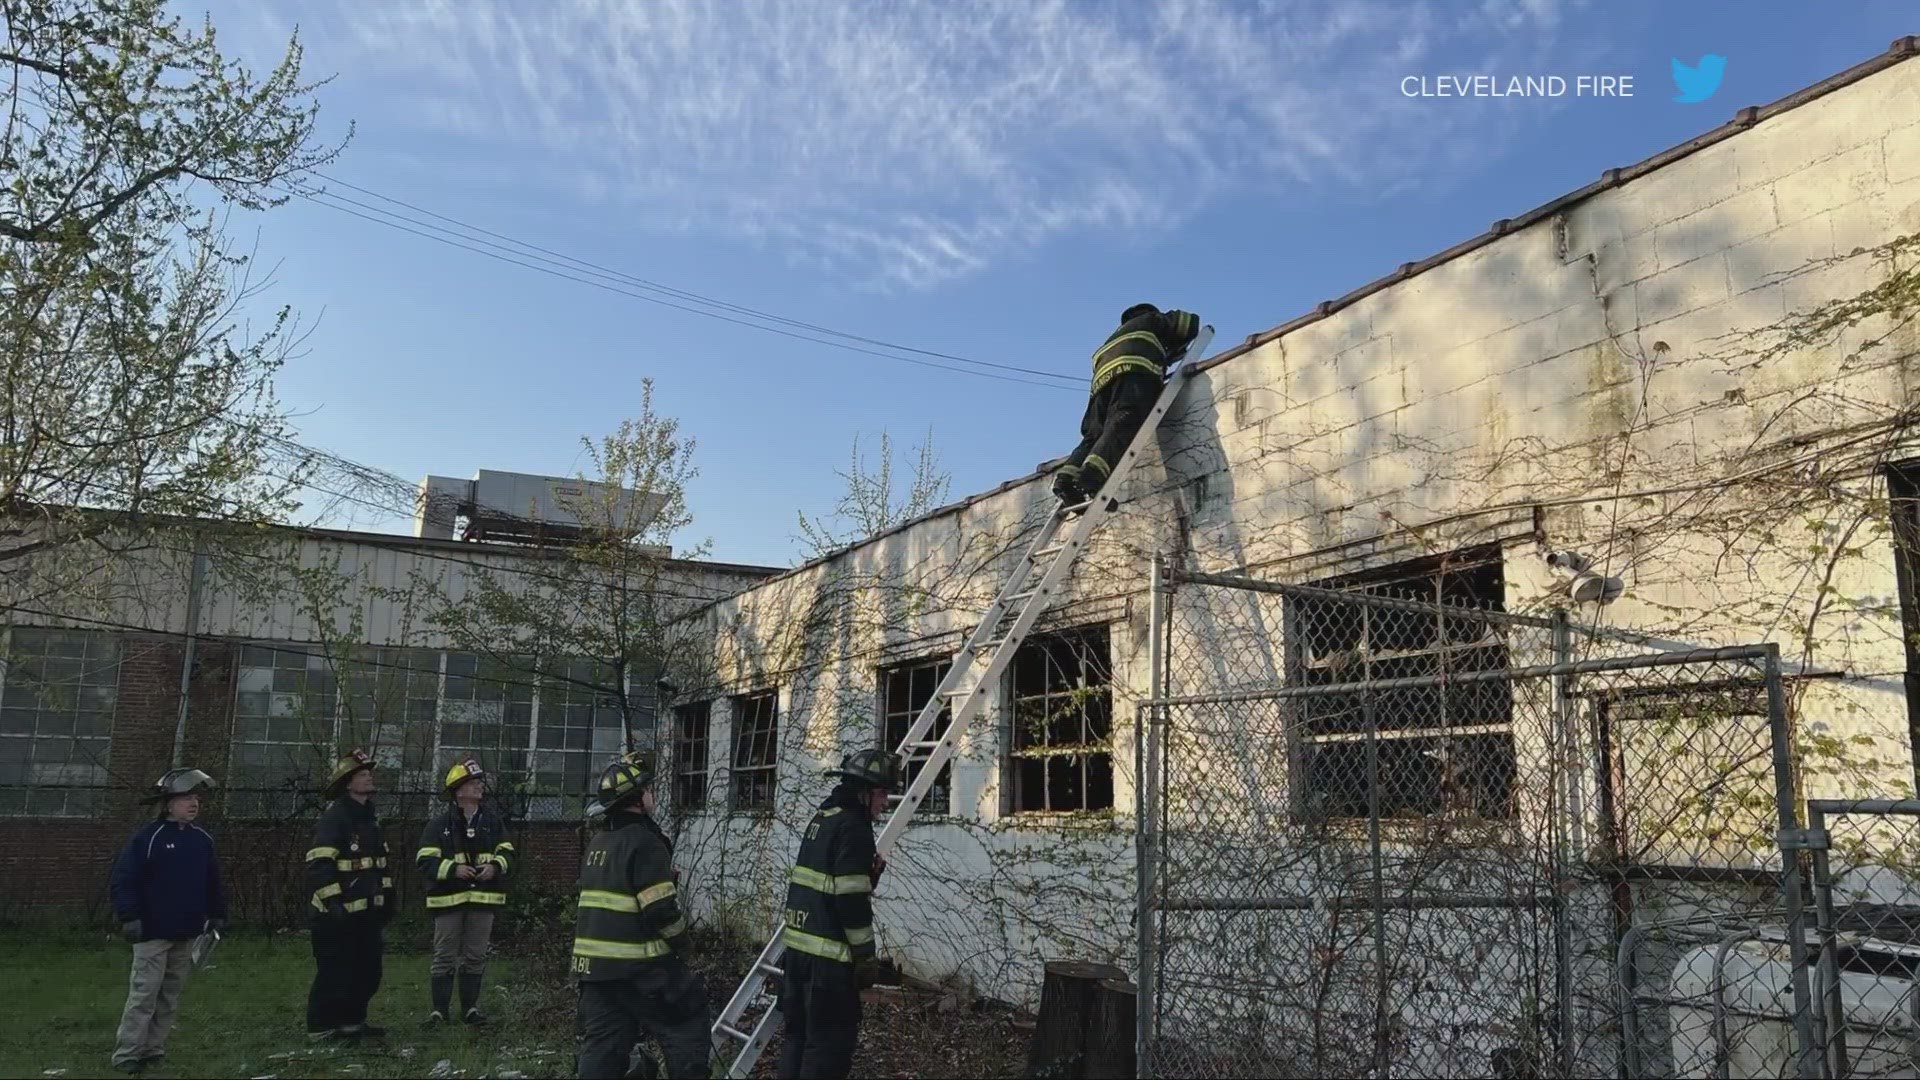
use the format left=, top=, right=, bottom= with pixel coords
left=1121, top=302, right=1160, bottom=323
left=585, top=757, right=653, bottom=820
left=146, top=767, right=216, bottom=804
left=826, top=749, right=904, bottom=792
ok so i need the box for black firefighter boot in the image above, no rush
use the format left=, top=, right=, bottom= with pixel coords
left=426, top=974, right=453, bottom=1026
left=459, top=973, right=488, bottom=1025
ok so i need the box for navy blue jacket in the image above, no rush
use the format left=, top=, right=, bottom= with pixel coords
left=110, top=818, right=228, bottom=941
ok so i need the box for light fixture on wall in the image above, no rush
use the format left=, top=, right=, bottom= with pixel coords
left=1543, top=549, right=1625, bottom=606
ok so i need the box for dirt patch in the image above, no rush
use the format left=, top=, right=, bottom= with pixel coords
left=509, top=920, right=1034, bottom=1079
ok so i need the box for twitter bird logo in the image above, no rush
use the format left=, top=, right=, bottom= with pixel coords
left=1672, top=54, right=1726, bottom=103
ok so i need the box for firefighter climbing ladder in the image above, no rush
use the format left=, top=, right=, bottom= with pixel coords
left=710, top=326, right=1216, bottom=1078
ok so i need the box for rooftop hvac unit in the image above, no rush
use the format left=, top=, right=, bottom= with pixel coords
left=1666, top=915, right=1920, bottom=1078
left=414, top=470, right=670, bottom=549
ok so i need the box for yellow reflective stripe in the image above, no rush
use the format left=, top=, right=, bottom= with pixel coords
left=661, top=916, right=687, bottom=938
left=417, top=847, right=443, bottom=859
left=790, top=866, right=870, bottom=895
left=494, top=856, right=510, bottom=873
left=781, top=926, right=852, bottom=962
left=437, top=860, right=455, bottom=881
left=572, top=937, right=670, bottom=960
left=381, top=876, right=393, bottom=889
left=451, top=853, right=469, bottom=864
left=1083, top=455, right=1111, bottom=479
left=637, top=881, right=676, bottom=907
left=376, top=856, right=388, bottom=868
left=306, top=847, right=339, bottom=862
left=579, top=889, right=640, bottom=913
left=477, top=853, right=496, bottom=864
left=427, top=891, right=506, bottom=908
left=790, top=866, right=832, bottom=893
left=314, top=883, right=343, bottom=901
left=495, top=841, right=516, bottom=853
left=373, top=895, right=386, bottom=907
left=344, top=898, right=370, bottom=913
left=846, top=925, right=874, bottom=947
left=1092, top=357, right=1164, bottom=382
left=1094, top=329, right=1164, bottom=360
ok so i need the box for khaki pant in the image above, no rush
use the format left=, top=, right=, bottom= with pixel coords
left=430, top=908, right=495, bottom=976
left=114, top=939, right=195, bottom=1066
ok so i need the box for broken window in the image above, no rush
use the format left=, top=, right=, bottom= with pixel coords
left=1008, top=625, right=1114, bottom=814
left=672, top=701, right=712, bottom=812
left=730, top=690, right=779, bottom=813
left=1287, top=545, right=1515, bottom=821
left=880, top=657, right=953, bottom=815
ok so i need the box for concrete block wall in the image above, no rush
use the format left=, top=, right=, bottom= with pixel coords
left=667, top=52, right=1920, bottom=1005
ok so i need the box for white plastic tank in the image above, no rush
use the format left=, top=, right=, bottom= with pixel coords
left=1668, top=935, right=1917, bottom=1078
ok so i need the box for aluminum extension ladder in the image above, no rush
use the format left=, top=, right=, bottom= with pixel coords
left=709, top=326, right=1215, bottom=1078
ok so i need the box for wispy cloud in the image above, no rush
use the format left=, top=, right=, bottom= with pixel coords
left=251, top=0, right=1586, bottom=289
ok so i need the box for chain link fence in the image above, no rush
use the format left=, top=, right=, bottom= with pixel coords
left=1804, top=800, right=1920, bottom=1079
left=1136, top=559, right=1823, bottom=1079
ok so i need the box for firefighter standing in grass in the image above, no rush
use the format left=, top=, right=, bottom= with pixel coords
left=416, top=757, right=514, bottom=1026
left=108, top=768, right=228, bottom=1075
left=1051, top=303, right=1204, bottom=510
left=777, top=749, right=904, bottom=1080
left=571, top=757, right=711, bottom=1079
left=304, top=749, right=395, bottom=1041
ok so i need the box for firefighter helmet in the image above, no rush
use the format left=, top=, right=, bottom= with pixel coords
left=323, top=749, right=375, bottom=800
left=145, top=767, right=216, bottom=803
left=585, top=757, right=653, bottom=820
left=825, top=749, right=904, bottom=792
left=443, top=757, right=487, bottom=799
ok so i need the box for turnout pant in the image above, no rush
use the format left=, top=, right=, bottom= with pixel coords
left=307, top=915, right=384, bottom=1033
left=775, top=952, right=861, bottom=1080
left=1062, top=372, right=1162, bottom=494
left=576, top=958, right=712, bottom=1080
left=431, top=907, right=496, bottom=1015
left=113, top=938, right=195, bottom=1067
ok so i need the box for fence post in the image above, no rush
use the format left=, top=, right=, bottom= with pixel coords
left=1764, top=646, right=1821, bottom=1079
left=1550, top=608, right=1577, bottom=1077
left=1137, top=552, right=1167, bottom=1078
left=1361, top=604, right=1391, bottom=1074
left=1805, top=801, right=1848, bottom=1079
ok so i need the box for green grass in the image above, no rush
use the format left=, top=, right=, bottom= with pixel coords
left=0, top=927, right=574, bottom=1079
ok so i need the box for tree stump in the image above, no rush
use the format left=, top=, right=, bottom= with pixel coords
left=1083, top=977, right=1138, bottom=1079
left=1026, top=961, right=1127, bottom=1079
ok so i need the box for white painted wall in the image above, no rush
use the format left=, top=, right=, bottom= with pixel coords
left=672, top=56, right=1920, bottom=1016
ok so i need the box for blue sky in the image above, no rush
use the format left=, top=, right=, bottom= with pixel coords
left=190, top=0, right=1916, bottom=568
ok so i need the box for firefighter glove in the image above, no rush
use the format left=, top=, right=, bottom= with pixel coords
left=854, top=958, right=883, bottom=991
left=870, top=854, right=886, bottom=888
left=121, top=920, right=142, bottom=943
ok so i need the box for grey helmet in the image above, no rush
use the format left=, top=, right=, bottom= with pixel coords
left=147, top=767, right=216, bottom=803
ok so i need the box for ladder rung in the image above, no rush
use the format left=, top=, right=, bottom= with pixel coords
left=971, top=639, right=1007, bottom=652
left=756, top=961, right=784, bottom=976
left=1007, top=589, right=1040, bottom=603
left=938, top=686, right=973, bottom=698
left=901, top=740, right=942, bottom=751
left=1032, top=543, right=1068, bottom=558
left=718, top=1022, right=755, bottom=1042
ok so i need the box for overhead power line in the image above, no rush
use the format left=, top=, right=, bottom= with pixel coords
left=282, top=177, right=1084, bottom=392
